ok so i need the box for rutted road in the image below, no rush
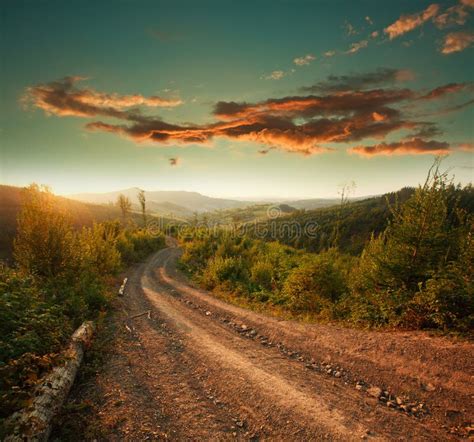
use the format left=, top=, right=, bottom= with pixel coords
left=54, top=242, right=473, bottom=441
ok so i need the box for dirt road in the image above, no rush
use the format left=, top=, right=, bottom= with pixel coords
left=52, top=242, right=474, bottom=441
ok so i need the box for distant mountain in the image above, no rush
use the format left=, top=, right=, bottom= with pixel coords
left=69, top=188, right=253, bottom=214
left=69, top=188, right=361, bottom=216
left=146, top=201, right=194, bottom=219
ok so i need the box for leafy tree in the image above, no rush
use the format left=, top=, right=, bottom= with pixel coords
left=13, top=184, right=77, bottom=280
left=350, top=158, right=471, bottom=327
left=283, top=253, right=347, bottom=314
left=117, top=193, right=132, bottom=224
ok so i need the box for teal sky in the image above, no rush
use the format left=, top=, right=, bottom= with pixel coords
left=1, top=0, right=473, bottom=199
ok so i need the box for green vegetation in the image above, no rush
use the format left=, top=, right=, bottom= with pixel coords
left=179, top=162, right=473, bottom=331
left=0, top=185, right=165, bottom=424
left=244, top=184, right=473, bottom=255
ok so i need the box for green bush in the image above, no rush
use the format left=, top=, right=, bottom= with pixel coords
left=283, top=254, right=347, bottom=314
left=250, top=260, right=274, bottom=291
left=201, top=255, right=248, bottom=290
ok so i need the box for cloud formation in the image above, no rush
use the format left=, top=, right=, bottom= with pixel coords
left=346, top=39, right=368, bottom=54
left=25, top=69, right=471, bottom=157
left=22, top=76, right=182, bottom=118
left=302, top=68, right=414, bottom=93
left=293, top=54, right=316, bottom=66
left=440, top=31, right=474, bottom=54
left=349, top=138, right=451, bottom=157
left=419, top=82, right=470, bottom=100
left=262, top=70, right=286, bottom=80
left=384, top=4, right=440, bottom=39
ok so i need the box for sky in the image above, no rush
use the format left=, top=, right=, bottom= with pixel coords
left=1, top=0, right=473, bottom=199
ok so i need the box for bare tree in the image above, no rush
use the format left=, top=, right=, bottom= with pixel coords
left=137, top=189, right=147, bottom=228
left=332, top=181, right=356, bottom=248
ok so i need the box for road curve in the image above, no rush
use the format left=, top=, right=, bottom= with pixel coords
left=123, top=242, right=463, bottom=441
left=54, top=243, right=472, bottom=440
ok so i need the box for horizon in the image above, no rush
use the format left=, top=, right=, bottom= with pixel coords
left=1, top=0, right=473, bottom=199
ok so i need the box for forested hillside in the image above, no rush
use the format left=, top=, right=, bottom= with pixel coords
left=244, top=185, right=474, bottom=255
left=179, top=165, right=474, bottom=331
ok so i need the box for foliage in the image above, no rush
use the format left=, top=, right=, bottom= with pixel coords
left=1, top=184, right=165, bottom=422
left=179, top=162, right=473, bottom=331
left=348, top=161, right=473, bottom=329
left=283, top=251, right=349, bottom=315
left=116, top=193, right=132, bottom=223
left=244, top=184, right=473, bottom=255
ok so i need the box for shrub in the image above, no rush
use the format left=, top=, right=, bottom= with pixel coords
left=201, top=256, right=248, bottom=290
left=283, top=254, right=347, bottom=314
left=250, top=260, right=274, bottom=291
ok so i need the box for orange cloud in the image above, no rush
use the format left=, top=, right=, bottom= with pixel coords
left=419, top=82, right=470, bottom=99
left=384, top=4, right=440, bottom=39
left=349, top=138, right=450, bottom=157
left=22, top=76, right=182, bottom=118
left=458, top=142, right=474, bottom=151
left=440, top=31, right=474, bottom=54
left=434, top=5, right=469, bottom=28
left=25, top=71, right=467, bottom=157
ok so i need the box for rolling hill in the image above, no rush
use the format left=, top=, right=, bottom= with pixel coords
left=68, top=188, right=356, bottom=216
left=0, top=185, right=177, bottom=261
left=244, top=185, right=474, bottom=255
left=69, top=188, right=254, bottom=214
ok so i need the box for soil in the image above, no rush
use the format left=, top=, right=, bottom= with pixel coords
left=51, top=240, right=474, bottom=441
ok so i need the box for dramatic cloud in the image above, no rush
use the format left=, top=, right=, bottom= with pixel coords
left=302, top=68, right=414, bottom=93
left=25, top=69, right=467, bottom=157
left=324, top=50, right=336, bottom=57
left=384, top=4, right=440, bottom=39
left=349, top=138, right=451, bottom=156
left=346, top=39, right=368, bottom=54
left=458, top=142, right=474, bottom=151
left=262, top=70, right=286, bottom=80
left=22, top=76, right=182, bottom=118
left=434, top=4, right=469, bottom=28
left=440, top=31, right=474, bottom=54
left=293, top=54, right=316, bottom=66
left=419, top=82, right=470, bottom=100
left=370, top=31, right=379, bottom=39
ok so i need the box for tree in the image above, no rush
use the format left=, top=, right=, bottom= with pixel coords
left=14, top=184, right=76, bottom=280
left=351, top=157, right=469, bottom=327
left=117, top=194, right=132, bottom=224
left=137, top=189, right=147, bottom=228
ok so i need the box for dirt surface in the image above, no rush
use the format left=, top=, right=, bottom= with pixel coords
left=52, top=240, right=474, bottom=441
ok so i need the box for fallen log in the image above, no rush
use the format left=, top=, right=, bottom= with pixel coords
left=5, top=321, right=95, bottom=442
left=118, top=277, right=128, bottom=296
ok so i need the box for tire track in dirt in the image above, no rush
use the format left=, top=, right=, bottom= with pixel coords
left=135, top=246, right=443, bottom=441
